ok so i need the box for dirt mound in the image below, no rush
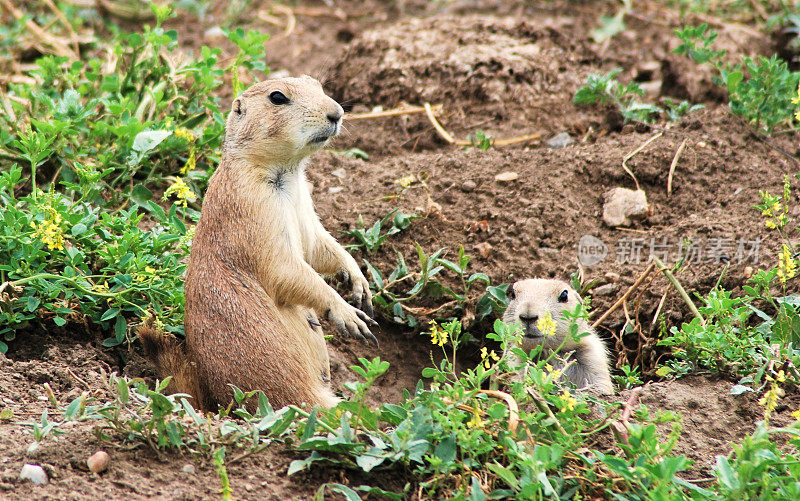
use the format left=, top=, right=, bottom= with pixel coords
left=637, top=375, right=800, bottom=479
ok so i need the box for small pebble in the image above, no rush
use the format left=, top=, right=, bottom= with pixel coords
left=327, top=186, right=345, bottom=194
left=593, top=284, right=619, bottom=297
left=546, top=132, right=573, bottom=149
left=331, top=168, right=346, bottom=179
left=494, top=171, right=518, bottom=182
left=475, top=242, right=493, bottom=259
left=19, top=464, right=48, bottom=485
left=462, top=180, right=477, bottom=192
left=181, top=464, right=196, bottom=475
left=87, top=451, right=110, bottom=474
left=203, top=26, right=226, bottom=44
left=244, top=483, right=255, bottom=492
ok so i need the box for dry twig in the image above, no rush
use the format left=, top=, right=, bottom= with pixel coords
left=622, top=132, right=662, bottom=191
left=591, top=262, right=657, bottom=329
left=667, top=138, right=687, bottom=197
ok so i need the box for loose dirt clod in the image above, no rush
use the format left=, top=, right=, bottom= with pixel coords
left=87, top=451, right=110, bottom=474
left=602, top=187, right=650, bottom=227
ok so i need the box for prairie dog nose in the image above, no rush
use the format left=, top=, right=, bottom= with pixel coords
left=326, top=110, right=342, bottom=123
left=518, top=312, right=539, bottom=325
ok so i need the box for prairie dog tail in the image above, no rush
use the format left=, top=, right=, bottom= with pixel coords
left=138, top=325, right=201, bottom=402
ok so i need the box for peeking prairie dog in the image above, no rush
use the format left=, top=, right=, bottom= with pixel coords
left=140, top=76, right=378, bottom=411
left=502, top=279, right=614, bottom=394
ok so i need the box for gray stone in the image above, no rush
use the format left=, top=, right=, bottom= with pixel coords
left=546, top=132, right=573, bottom=149
left=462, top=180, right=477, bottom=192
left=181, top=464, right=196, bottom=475
left=19, top=464, right=47, bottom=486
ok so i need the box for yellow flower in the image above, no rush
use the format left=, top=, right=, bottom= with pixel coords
left=544, top=363, right=562, bottom=380
left=536, top=312, right=557, bottom=337
left=777, top=244, right=797, bottom=284
left=466, top=408, right=484, bottom=429
left=559, top=389, right=577, bottom=412
left=792, top=84, right=800, bottom=105
left=163, top=177, right=197, bottom=208
left=792, top=408, right=800, bottom=420
left=180, top=149, right=197, bottom=175
left=480, top=347, right=499, bottom=369
left=429, top=321, right=448, bottom=347
left=30, top=206, right=65, bottom=252
left=173, top=128, right=196, bottom=142
left=394, top=175, right=415, bottom=188
left=776, top=370, right=786, bottom=383
left=92, top=282, right=110, bottom=294
left=758, top=382, right=783, bottom=421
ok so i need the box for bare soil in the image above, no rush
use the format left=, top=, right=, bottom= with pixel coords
left=2, top=0, right=800, bottom=499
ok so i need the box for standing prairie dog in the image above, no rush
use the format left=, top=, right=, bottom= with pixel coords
left=502, top=279, right=614, bottom=394
left=140, top=76, right=378, bottom=411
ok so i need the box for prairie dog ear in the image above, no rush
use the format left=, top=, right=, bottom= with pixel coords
left=232, top=98, right=243, bottom=115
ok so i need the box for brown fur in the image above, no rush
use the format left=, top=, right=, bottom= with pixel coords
left=140, top=76, right=375, bottom=411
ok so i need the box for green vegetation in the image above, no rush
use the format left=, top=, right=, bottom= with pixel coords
left=0, top=4, right=270, bottom=351
left=674, top=23, right=800, bottom=133
left=3, top=1, right=800, bottom=499
left=574, top=68, right=704, bottom=124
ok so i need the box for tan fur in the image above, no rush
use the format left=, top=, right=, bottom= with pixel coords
left=141, top=76, right=375, bottom=411
left=502, top=279, right=614, bottom=394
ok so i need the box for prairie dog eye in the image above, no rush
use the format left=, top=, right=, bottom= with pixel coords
left=269, top=91, right=290, bottom=105
left=558, top=290, right=568, bottom=303
left=507, top=284, right=516, bottom=300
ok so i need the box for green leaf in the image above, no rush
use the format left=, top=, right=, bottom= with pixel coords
left=131, top=185, right=154, bottom=206
left=487, top=462, right=519, bottom=490
left=355, top=452, right=386, bottom=472
left=114, top=316, right=127, bottom=342
left=434, top=433, right=457, bottom=463
left=129, top=130, right=172, bottom=166
left=469, top=475, right=487, bottom=501
left=714, top=455, right=740, bottom=490
left=100, top=307, right=120, bottom=322
left=302, top=407, right=318, bottom=441
left=53, top=316, right=67, bottom=326
left=25, top=296, right=40, bottom=312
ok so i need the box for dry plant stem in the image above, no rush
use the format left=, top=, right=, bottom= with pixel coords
left=652, top=257, right=705, bottom=326
left=622, top=132, right=662, bottom=191
left=611, top=386, right=643, bottom=454
left=347, top=103, right=443, bottom=120
left=667, top=138, right=687, bottom=197
left=264, top=4, right=297, bottom=43
left=494, top=133, right=542, bottom=146
left=479, top=389, right=520, bottom=433
left=424, top=102, right=469, bottom=145
left=0, top=0, right=77, bottom=59
left=41, top=0, right=80, bottom=56
left=650, top=290, right=669, bottom=333
left=591, top=262, right=656, bottom=329
left=525, top=387, right=568, bottom=435
left=292, top=6, right=348, bottom=20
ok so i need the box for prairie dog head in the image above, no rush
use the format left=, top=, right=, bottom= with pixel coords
left=224, top=75, right=344, bottom=166
left=503, top=279, right=586, bottom=351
